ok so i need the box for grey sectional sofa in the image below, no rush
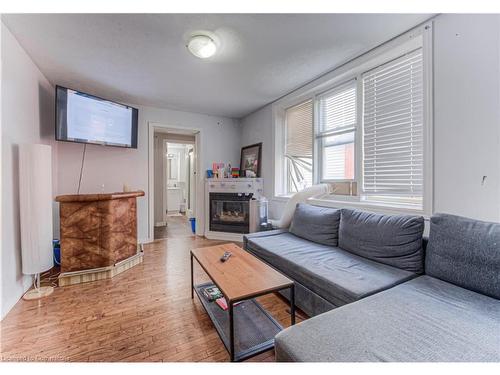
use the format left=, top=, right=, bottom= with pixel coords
left=243, top=205, right=500, bottom=362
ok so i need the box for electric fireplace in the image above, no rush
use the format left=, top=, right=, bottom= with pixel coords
left=209, top=192, right=252, bottom=233
left=205, top=178, right=264, bottom=240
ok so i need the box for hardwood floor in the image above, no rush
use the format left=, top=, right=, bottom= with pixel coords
left=154, top=215, right=194, bottom=239
left=0, top=232, right=304, bottom=362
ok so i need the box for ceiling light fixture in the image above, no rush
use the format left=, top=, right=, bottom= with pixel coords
left=187, top=34, right=217, bottom=59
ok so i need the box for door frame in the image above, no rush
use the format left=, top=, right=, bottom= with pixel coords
left=148, top=122, right=203, bottom=240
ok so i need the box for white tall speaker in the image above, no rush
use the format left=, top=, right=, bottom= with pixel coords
left=19, top=143, right=54, bottom=299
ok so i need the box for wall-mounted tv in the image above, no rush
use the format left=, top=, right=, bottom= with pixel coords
left=55, top=86, right=138, bottom=148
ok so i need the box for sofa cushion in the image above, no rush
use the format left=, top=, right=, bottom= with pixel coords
left=245, top=231, right=415, bottom=306
left=338, top=208, right=425, bottom=273
left=289, top=203, right=341, bottom=246
left=425, top=213, right=500, bottom=299
left=275, top=275, right=500, bottom=362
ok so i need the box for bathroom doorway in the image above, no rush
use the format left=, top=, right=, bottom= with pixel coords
left=153, top=131, right=196, bottom=239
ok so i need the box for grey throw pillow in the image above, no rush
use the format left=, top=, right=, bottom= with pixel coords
left=289, top=203, right=341, bottom=246
left=339, top=208, right=425, bottom=273
left=425, top=213, right=500, bottom=299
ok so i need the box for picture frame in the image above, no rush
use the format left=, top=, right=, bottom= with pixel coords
left=239, top=143, right=262, bottom=178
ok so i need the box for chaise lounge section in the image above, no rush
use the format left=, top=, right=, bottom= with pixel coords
left=274, top=274, right=500, bottom=361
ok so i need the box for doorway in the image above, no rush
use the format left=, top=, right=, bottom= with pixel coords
left=153, top=131, right=196, bottom=239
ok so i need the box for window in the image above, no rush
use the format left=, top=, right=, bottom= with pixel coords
left=317, top=81, right=357, bottom=181
left=275, top=27, right=430, bottom=213
left=362, top=49, right=424, bottom=207
left=284, top=100, right=313, bottom=194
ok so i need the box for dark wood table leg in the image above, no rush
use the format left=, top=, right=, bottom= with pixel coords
left=290, top=284, right=296, bottom=326
left=229, top=301, right=235, bottom=362
left=190, top=252, right=194, bottom=299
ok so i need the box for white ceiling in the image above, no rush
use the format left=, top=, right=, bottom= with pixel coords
left=2, top=14, right=432, bottom=118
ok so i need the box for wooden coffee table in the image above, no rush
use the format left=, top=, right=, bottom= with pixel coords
left=190, top=243, right=295, bottom=362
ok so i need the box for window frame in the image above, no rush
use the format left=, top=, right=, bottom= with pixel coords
left=273, top=22, right=433, bottom=215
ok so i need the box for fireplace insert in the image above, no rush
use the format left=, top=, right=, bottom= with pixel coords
left=209, top=192, right=252, bottom=233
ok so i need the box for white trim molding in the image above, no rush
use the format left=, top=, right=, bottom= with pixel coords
left=148, top=122, right=203, bottom=240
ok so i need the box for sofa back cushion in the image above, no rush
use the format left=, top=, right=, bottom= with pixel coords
left=425, top=213, right=500, bottom=299
left=289, top=203, right=341, bottom=246
left=339, top=209, right=425, bottom=273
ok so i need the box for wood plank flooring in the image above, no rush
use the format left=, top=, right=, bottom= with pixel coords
left=154, top=215, right=195, bottom=239
left=0, top=224, right=304, bottom=362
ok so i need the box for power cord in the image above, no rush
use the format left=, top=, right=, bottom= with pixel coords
left=40, top=268, right=61, bottom=288
left=32, top=273, right=39, bottom=292
left=77, top=143, right=87, bottom=194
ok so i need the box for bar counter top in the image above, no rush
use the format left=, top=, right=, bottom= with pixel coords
left=55, top=190, right=145, bottom=203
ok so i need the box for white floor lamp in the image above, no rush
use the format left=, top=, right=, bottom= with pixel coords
left=19, top=143, right=54, bottom=300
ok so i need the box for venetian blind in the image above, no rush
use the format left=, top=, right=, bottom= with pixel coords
left=285, top=100, right=313, bottom=158
left=362, top=48, right=424, bottom=197
left=318, top=82, right=357, bottom=133
left=285, top=100, right=313, bottom=192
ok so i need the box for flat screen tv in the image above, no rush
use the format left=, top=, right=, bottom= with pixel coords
left=55, top=86, right=138, bottom=148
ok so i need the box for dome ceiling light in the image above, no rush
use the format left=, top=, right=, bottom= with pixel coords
left=187, top=34, right=217, bottom=59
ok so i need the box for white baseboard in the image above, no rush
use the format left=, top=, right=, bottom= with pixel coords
left=155, top=222, right=166, bottom=227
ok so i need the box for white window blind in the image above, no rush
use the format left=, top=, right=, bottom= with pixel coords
left=318, top=82, right=357, bottom=133
left=285, top=100, right=313, bottom=193
left=318, top=81, right=356, bottom=181
left=362, top=48, right=423, bottom=199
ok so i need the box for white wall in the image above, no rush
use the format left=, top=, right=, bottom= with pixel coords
left=433, top=14, right=500, bottom=222
left=1, top=23, right=58, bottom=319
left=241, top=14, right=500, bottom=223
left=240, top=105, right=274, bottom=198
left=240, top=104, right=287, bottom=220
left=240, top=104, right=287, bottom=219
left=56, top=105, right=241, bottom=242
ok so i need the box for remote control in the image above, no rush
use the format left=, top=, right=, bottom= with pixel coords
left=220, top=251, right=232, bottom=262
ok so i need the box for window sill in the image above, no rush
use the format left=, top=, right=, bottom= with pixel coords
left=272, top=195, right=294, bottom=202
left=273, top=194, right=429, bottom=219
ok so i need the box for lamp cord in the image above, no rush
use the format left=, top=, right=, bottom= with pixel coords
left=77, top=143, right=87, bottom=194
left=33, top=273, right=40, bottom=291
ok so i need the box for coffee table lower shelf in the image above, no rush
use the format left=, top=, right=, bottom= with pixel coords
left=194, top=282, right=283, bottom=362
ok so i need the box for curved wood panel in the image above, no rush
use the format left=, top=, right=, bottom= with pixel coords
left=58, top=193, right=143, bottom=272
